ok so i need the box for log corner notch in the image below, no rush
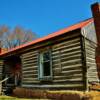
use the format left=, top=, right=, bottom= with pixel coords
left=80, top=35, right=88, bottom=91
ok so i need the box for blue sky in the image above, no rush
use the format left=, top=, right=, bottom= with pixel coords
left=0, top=0, right=100, bottom=37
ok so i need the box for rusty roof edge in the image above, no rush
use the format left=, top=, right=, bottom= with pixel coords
left=0, top=18, right=93, bottom=57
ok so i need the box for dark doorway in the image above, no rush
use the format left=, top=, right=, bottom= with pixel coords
left=2, top=55, right=22, bottom=88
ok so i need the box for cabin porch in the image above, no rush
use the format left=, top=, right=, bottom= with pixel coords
left=2, top=55, right=22, bottom=95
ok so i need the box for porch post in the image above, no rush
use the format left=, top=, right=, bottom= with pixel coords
left=0, top=59, right=3, bottom=94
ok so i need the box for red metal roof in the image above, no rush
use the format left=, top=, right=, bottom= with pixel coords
left=0, top=18, right=93, bottom=56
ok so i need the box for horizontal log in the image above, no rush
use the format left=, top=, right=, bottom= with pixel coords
left=62, top=70, right=82, bottom=76
left=88, top=68, right=98, bottom=72
left=88, top=66, right=97, bottom=69
left=60, top=50, right=81, bottom=57
left=86, top=53, right=95, bottom=59
left=22, top=66, right=38, bottom=70
left=52, top=53, right=81, bottom=61
left=88, top=78, right=99, bottom=81
left=85, top=43, right=95, bottom=48
left=53, top=63, right=82, bottom=70
left=22, top=56, right=37, bottom=60
left=88, top=72, right=98, bottom=75
left=0, top=67, right=3, bottom=69
left=21, top=83, right=39, bottom=86
left=85, top=47, right=95, bottom=53
left=22, top=77, right=38, bottom=81
left=85, top=39, right=96, bottom=47
left=86, top=48, right=95, bottom=53
left=22, top=80, right=83, bottom=85
left=85, top=44, right=96, bottom=49
left=52, top=46, right=81, bottom=54
left=88, top=75, right=98, bottom=78
left=61, top=59, right=82, bottom=65
left=53, top=60, right=82, bottom=67
left=62, top=66, right=82, bottom=72
left=22, top=81, right=39, bottom=84
left=53, top=75, right=82, bottom=80
left=86, top=57, right=95, bottom=61
left=22, top=51, right=38, bottom=57
left=62, top=67, right=82, bottom=73
left=22, top=83, right=83, bottom=88
left=87, top=62, right=96, bottom=65
left=85, top=45, right=95, bottom=50
left=23, top=74, right=38, bottom=78
left=88, top=74, right=97, bottom=79
left=52, top=37, right=80, bottom=48
left=23, top=59, right=38, bottom=64
left=53, top=58, right=81, bottom=64
left=61, top=55, right=81, bottom=62
left=51, top=49, right=81, bottom=57
left=22, top=56, right=38, bottom=61
left=88, top=76, right=99, bottom=79
left=0, top=64, right=3, bottom=65
left=52, top=42, right=80, bottom=51
left=62, top=63, right=82, bottom=69
left=52, top=50, right=81, bottom=60
left=52, top=49, right=81, bottom=61
left=22, top=70, right=38, bottom=74
left=22, top=62, right=37, bottom=67
left=52, top=43, right=80, bottom=51
left=53, top=78, right=83, bottom=83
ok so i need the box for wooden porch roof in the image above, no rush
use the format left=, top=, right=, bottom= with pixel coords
left=0, top=18, right=93, bottom=57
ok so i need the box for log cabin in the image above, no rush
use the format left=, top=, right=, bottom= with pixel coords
left=0, top=2, right=100, bottom=94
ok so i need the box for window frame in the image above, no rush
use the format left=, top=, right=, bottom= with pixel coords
left=38, top=49, right=52, bottom=80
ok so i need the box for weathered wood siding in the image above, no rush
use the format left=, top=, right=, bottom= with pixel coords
left=51, top=36, right=83, bottom=89
left=0, top=60, right=3, bottom=80
left=21, top=51, right=39, bottom=86
left=81, top=22, right=97, bottom=43
left=82, top=22, right=99, bottom=83
left=85, top=39, right=99, bottom=83
left=21, top=31, right=84, bottom=89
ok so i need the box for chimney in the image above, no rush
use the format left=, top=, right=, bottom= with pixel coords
left=91, top=2, right=100, bottom=44
left=91, top=2, right=100, bottom=79
left=0, top=42, right=2, bottom=53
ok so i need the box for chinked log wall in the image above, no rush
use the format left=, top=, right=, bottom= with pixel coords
left=82, top=22, right=99, bottom=83
left=85, top=39, right=99, bottom=83
left=0, top=60, right=3, bottom=80
left=21, top=31, right=85, bottom=90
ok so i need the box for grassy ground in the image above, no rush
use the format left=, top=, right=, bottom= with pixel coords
left=0, top=96, right=30, bottom=100
left=0, top=96, right=49, bottom=100
left=88, top=91, right=100, bottom=100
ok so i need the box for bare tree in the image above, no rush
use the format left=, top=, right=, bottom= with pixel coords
left=0, top=25, right=36, bottom=50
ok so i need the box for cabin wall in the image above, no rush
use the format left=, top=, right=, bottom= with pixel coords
left=82, top=22, right=99, bottom=83
left=84, top=38, right=99, bottom=83
left=21, top=31, right=85, bottom=90
left=0, top=60, right=3, bottom=80
left=51, top=36, right=83, bottom=89
left=21, top=51, right=39, bottom=86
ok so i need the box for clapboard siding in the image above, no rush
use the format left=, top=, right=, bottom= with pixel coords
left=85, top=39, right=99, bottom=83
